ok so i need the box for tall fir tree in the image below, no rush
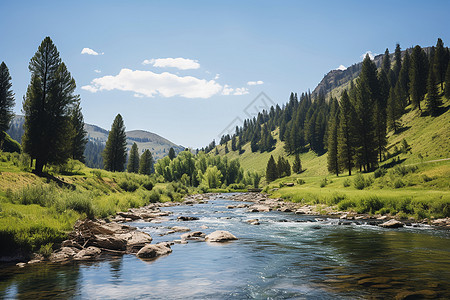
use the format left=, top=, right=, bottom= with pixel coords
left=103, top=114, right=127, bottom=172
left=70, top=101, right=87, bottom=162
left=409, top=45, right=428, bottom=110
left=446, top=62, right=450, bottom=99
left=387, top=87, right=401, bottom=132
left=266, top=155, right=277, bottom=182
left=0, top=62, right=15, bottom=147
left=337, top=90, right=356, bottom=175
left=433, top=38, right=447, bottom=91
left=292, top=153, right=302, bottom=174
left=22, top=37, right=79, bottom=174
left=127, top=142, right=140, bottom=173
left=397, top=51, right=411, bottom=108
left=327, top=112, right=339, bottom=176
left=231, top=135, right=237, bottom=151
left=354, top=54, right=379, bottom=171
left=393, top=43, right=402, bottom=78
left=426, top=69, right=441, bottom=116
left=382, top=48, right=391, bottom=72
left=139, top=149, right=153, bottom=175
left=168, top=147, right=176, bottom=160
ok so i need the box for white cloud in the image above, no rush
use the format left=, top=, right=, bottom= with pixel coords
left=361, top=51, right=375, bottom=60
left=142, top=57, right=200, bottom=70
left=336, top=65, right=347, bottom=71
left=82, top=68, right=223, bottom=99
left=94, top=69, right=101, bottom=73
left=81, top=48, right=103, bottom=55
left=247, top=80, right=264, bottom=86
left=214, top=74, right=220, bottom=80
left=221, top=85, right=249, bottom=96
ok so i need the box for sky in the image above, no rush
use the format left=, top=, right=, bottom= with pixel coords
left=1, top=0, right=449, bottom=148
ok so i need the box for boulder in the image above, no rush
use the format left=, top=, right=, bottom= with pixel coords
left=177, top=216, right=199, bottom=221
left=136, top=243, right=172, bottom=259
left=431, top=218, right=450, bottom=226
left=181, top=231, right=206, bottom=241
left=50, top=247, right=80, bottom=262
left=226, top=205, right=236, bottom=209
left=205, top=230, right=238, bottom=242
left=73, top=246, right=101, bottom=260
left=61, top=240, right=82, bottom=249
left=246, top=219, right=260, bottom=225
left=248, top=205, right=271, bottom=212
left=171, top=226, right=191, bottom=232
left=284, top=183, right=295, bottom=187
left=380, top=219, right=404, bottom=228
left=90, top=234, right=127, bottom=251
left=117, top=231, right=153, bottom=252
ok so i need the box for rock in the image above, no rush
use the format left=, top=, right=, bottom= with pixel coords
left=177, top=216, right=199, bottom=221
left=248, top=205, right=271, bottom=212
left=380, top=219, right=404, bottom=228
left=50, top=247, right=79, bottom=262
left=181, top=231, right=206, bottom=241
left=16, top=262, right=26, bottom=268
left=117, top=212, right=141, bottom=220
left=205, top=230, right=237, bottom=242
left=377, top=215, right=388, bottom=220
left=279, top=207, right=292, bottom=212
left=226, top=205, right=236, bottom=209
left=171, top=226, right=191, bottom=232
left=200, top=225, right=209, bottom=229
left=73, top=246, right=101, bottom=260
left=173, top=239, right=188, bottom=244
left=295, top=209, right=306, bottom=215
left=136, top=243, right=172, bottom=259
left=246, top=219, right=260, bottom=225
left=90, top=234, right=127, bottom=251
left=27, top=259, right=41, bottom=264
left=116, top=231, right=153, bottom=252
left=284, top=183, right=294, bottom=187
left=431, top=218, right=450, bottom=226
left=236, top=204, right=247, bottom=208
left=61, top=240, right=82, bottom=250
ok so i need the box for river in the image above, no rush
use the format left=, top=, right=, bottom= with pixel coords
left=1, top=193, right=449, bottom=299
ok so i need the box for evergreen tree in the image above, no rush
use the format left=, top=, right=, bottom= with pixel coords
left=382, top=48, right=391, bottom=72
left=103, top=114, right=127, bottom=172
left=292, top=153, right=302, bottom=174
left=337, top=91, right=356, bottom=175
left=393, top=43, right=402, bottom=78
left=0, top=62, right=15, bottom=147
left=214, top=147, right=219, bottom=155
left=22, top=37, right=79, bottom=174
left=446, top=62, right=450, bottom=99
left=168, top=147, right=176, bottom=160
left=266, top=155, right=277, bottom=182
left=426, top=69, right=441, bottom=116
left=127, top=142, right=140, bottom=173
left=354, top=54, right=379, bottom=171
left=433, top=38, right=446, bottom=90
left=387, top=87, right=401, bottom=132
left=409, top=45, right=428, bottom=110
left=375, top=71, right=389, bottom=162
left=224, top=144, right=229, bottom=154
left=398, top=51, right=411, bottom=107
left=70, top=101, right=87, bottom=162
left=279, top=118, right=286, bottom=141
left=327, top=110, right=339, bottom=176
left=139, top=149, right=153, bottom=175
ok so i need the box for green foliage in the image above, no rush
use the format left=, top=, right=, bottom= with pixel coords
left=141, top=179, right=154, bottom=191
left=0, top=62, right=15, bottom=135
left=374, top=167, right=387, bottom=178
left=266, top=155, right=277, bottom=182
left=127, top=143, right=140, bottom=173
left=320, top=177, right=328, bottom=188
left=353, top=173, right=368, bottom=190
left=342, top=178, right=351, bottom=187
left=103, top=114, right=127, bottom=172
left=139, top=149, right=153, bottom=175
left=168, top=147, right=176, bottom=160
left=393, top=179, right=405, bottom=188
left=393, top=165, right=418, bottom=176
left=201, top=166, right=222, bottom=188
left=118, top=179, right=139, bottom=192
left=426, top=69, right=442, bottom=116
left=409, top=45, right=428, bottom=110
left=39, top=242, right=53, bottom=259
left=70, top=102, right=88, bottom=162
left=1, top=132, right=21, bottom=153
left=292, top=153, right=302, bottom=174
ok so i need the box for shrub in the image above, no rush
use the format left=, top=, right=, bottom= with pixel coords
left=320, top=178, right=328, bottom=188
left=12, top=184, right=56, bottom=207
left=393, top=165, right=418, bottom=176
left=357, top=197, right=383, bottom=214
left=338, top=199, right=357, bottom=211
left=393, top=179, right=405, bottom=188
left=91, top=170, right=103, bottom=180
left=141, top=179, right=154, bottom=191
left=327, top=193, right=346, bottom=205
left=39, top=243, right=53, bottom=259
left=343, top=178, right=351, bottom=187
left=118, top=179, right=139, bottom=192
left=374, top=167, right=387, bottom=178
left=421, top=174, right=433, bottom=182
left=229, top=183, right=245, bottom=190
left=148, top=190, right=161, bottom=203
left=353, top=174, right=366, bottom=190
left=297, top=179, right=305, bottom=185
left=65, top=193, right=95, bottom=218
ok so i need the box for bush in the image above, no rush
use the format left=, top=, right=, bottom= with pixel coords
left=353, top=174, right=366, bottom=190
left=374, top=167, right=387, bottom=178
left=141, top=179, right=154, bottom=191
left=320, top=178, right=328, bottom=188
left=393, top=179, right=405, bottom=188
left=342, top=178, right=351, bottom=187
left=327, top=193, right=346, bottom=205
left=393, top=165, right=418, bottom=176
left=118, top=179, right=139, bottom=192
left=65, top=193, right=95, bottom=219
left=297, top=178, right=305, bottom=185
left=421, top=174, right=433, bottom=182
left=11, top=184, right=57, bottom=207
left=338, top=199, right=357, bottom=211
left=91, top=170, right=103, bottom=180
left=39, top=243, right=53, bottom=259
left=357, top=197, right=383, bottom=214
left=148, top=190, right=161, bottom=203
left=229, top=183, right=245, bottom=190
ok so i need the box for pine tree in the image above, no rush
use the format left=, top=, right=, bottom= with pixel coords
left=231, top=135, right=237, bottom=151
left=266, top=155, right=277, bottom=182
left=139, top=149, right=153, bottom=175
left=409, top=45, right=428, bottom=110
left=327, top=110, right=339, bottom=176
left=0, top=62, right=15, bottom=147
left=354, top=54, right=379, bottom=171
left=22, top=37, right=79, bottom=174
left=225, top=144, right=229, bottom=153
left=398, top=51, right=411, bottom=107
left=337, top=90, right=356, bottom=175
left=168, top=147, right=176, bottom=160
left=127, top=142, right=140, bottom=173
left=433, top=38, right=446, bottom=91
left=393, top=43, right=402, bottom=78
left=70, top=101, right=87, bottom=162
left=292, top=153, right=302, bottom=174
left=103, top=114, right=127, bottom=172
left=382, top=48, right=391, bottom=73
left=446, top=62, right=450, bottom=99
left=375, top=71, right=389, bottom=162
left=426, top=70, right=441, bottom=116
left=387, top=87, right=401, bottom=132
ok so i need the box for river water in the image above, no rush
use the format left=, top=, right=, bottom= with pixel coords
left=1, top=193, right=450, bottom=299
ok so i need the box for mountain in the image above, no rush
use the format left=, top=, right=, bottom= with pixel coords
left=6, top=115, right=185, bottom=168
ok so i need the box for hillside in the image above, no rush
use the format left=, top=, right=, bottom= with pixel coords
left=7, top=116, right=185, bottom=166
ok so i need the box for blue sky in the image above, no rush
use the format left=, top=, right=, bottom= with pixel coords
left=1, top=0, right=449, bottom=148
